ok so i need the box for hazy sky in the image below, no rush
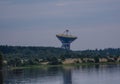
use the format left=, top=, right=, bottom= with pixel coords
left=0, top=0, right=120, bottom=50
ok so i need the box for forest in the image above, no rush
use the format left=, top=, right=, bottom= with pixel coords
left=0, top=45, right=120, bottom=67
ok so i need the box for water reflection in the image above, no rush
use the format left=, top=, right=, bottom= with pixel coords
left=63, top=66, right=72, bottom=84
left=3, top=64, right=120, bottom=84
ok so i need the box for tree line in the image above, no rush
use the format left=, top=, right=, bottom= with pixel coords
left=0, top=45, right=120, bottom=66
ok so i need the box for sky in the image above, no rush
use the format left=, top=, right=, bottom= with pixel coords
left=0, top=0, right=120, bottom=50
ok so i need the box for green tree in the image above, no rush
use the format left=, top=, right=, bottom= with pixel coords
left=28, top=59, right=35, bottom=65
left=94, top=57, right=99, bottom=63
left=14, top=58, right=22, bottom=66
left=7, top=58, right=22, bottom=67
left=0, top=52, right=3, bottom=70
left=7, top=59, right=16, bottom=67
left=0, top=52, right=3, bottom=84
left=60, top=55, right=65, bottom=61
left=0, top=70, right=3, bottom=84
left=49, top=57, right=61, bottom=65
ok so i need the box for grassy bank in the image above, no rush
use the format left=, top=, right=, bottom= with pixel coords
left=7, top=62, right=120, bottom=70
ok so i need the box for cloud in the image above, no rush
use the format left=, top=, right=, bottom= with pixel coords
left=0, top=0, right=120, bottom=27
left=1, top=0, right=120, bottom=20
left=0, top=0, right=120, bottom=49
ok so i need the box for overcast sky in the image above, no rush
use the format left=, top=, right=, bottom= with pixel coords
left=0, top=0, right=120, bottom=50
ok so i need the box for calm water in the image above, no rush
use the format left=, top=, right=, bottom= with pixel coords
left=2, top=64, right=120, bottom=84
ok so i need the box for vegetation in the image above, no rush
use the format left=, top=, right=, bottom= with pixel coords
left=0, top=45, right=120, bottom=67
left=0, top=52, right=3, bottom=70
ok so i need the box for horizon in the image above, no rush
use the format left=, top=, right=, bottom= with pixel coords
left=0, top=45, right=120, bottom=51
left=0, top=0, right=120, bottom=50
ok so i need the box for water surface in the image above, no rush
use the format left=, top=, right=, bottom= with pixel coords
left=3, top=64, right=120, bottom=84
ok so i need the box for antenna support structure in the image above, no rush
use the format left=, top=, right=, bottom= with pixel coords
left=56, top=30, right=77, bottom=50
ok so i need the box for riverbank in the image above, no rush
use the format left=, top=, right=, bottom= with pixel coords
left=6, top=62, right=120, bottom=70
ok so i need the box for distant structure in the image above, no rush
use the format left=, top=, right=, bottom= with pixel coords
left=56, top=30, right=77, bottom=50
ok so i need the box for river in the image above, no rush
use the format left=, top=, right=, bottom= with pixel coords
left=3, top=64, right=120, bottom=84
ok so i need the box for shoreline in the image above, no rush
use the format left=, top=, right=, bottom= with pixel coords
left=5, top=62, right=120, bottom=70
